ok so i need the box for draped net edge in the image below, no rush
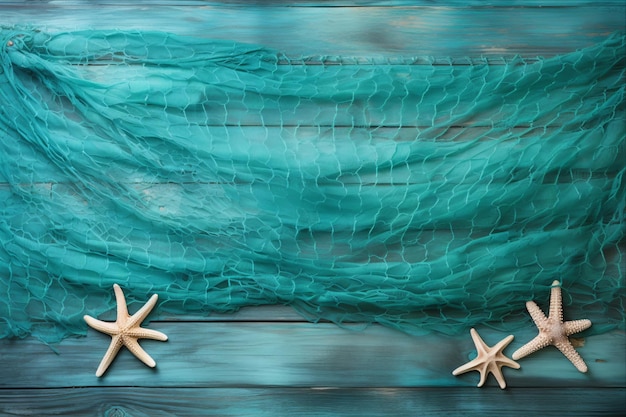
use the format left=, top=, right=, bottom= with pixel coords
left=0, top=27, right=624, bottom=343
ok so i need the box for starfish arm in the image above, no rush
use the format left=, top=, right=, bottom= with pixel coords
left=564, top=319, right=592, bottom=336
left=476, top=364, right=488, bottom=388
left=498, top=356, right=521, bottom=370
left=127, top=293, right=159, bottom=328
left=512, top=334, right=550, bottom=360
left=492, top=334, right=515, bottom=353
left=492, top=337, right=520, bottom=389
left=525, top=301, right=548, bottom=329
left=487, top=364, right=508, bottom=389
left=113, top=284, right=129, bottom=326
left=95, top=336, right=123, bottom=377
left=452, top=358, right=482, bottom=376
left=128, top=327, right=168, bottom=341
left=469, top=328, right=489, bottom=355
left=453, top=329, right=488, bottom=377
left=84, top=315, right=120, bottom=336
left=124, top=338, right=157, bottom=368
left=453, top=362, right=490, bottom=388
left=492, top=373, right=507, bottom=389
left=492, top=335, right=520, bottom=370
left=549, top=280, right=563, bottom=321
left=554, top=339, right=588, bottom=373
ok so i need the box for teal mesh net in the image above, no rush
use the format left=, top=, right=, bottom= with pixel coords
left=0, top=27, right=624, bottom=343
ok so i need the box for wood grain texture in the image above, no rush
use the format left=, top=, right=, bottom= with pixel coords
left=0, top=387, right=624, bottom=417
left=3, top=1, right=625, bottom=6
left=0, top=323, right=623, bottom=388
left=1, top=3, right=623, bottom=57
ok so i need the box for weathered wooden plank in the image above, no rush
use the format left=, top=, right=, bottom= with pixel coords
left=0, top=323, right=623, bottom=388
left=3, top=1, right=625, bottom=6
left=0, top=387, right=624, bottom=417
left=0, top=4, right=623, bottom=57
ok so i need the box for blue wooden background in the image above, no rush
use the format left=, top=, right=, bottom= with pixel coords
left=0, top=1, right=625, bottom=416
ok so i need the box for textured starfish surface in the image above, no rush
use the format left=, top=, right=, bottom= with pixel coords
left=84, top=284, right=168, bottom=377
left=452, top=328, right=520, bottom=389
left=512, top=280, right=592, bottom=372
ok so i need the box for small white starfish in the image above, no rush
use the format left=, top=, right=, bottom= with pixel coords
left=84, top=284, right=168, bottom=377
left=512, top=280, right=592, bottom=372
left=452, top=328, right=520, bottom=389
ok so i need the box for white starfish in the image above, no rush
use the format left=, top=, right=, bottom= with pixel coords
left=84, top=284, right=168, bottom=377
left=512, top=280, right=592, bottom=372
left=452, top=328, right=520, bottom=389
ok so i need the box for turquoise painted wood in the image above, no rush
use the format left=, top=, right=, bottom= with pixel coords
left=1, top=387, right=625, bottom=417
left=1, top=1, right=624, bottom=57
left=1, top=324, right=624, bottom=388
left=1, top=1, right=624, bottom=416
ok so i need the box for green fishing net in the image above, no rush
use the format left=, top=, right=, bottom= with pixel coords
left=0, top=27, right=624, bottom=343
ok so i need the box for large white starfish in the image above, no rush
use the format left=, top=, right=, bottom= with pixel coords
left=452, top=328, right=520, bottom=389
left=84, top=284, right=168, bottom=377
left=512, top=280, right=592, bottom=372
